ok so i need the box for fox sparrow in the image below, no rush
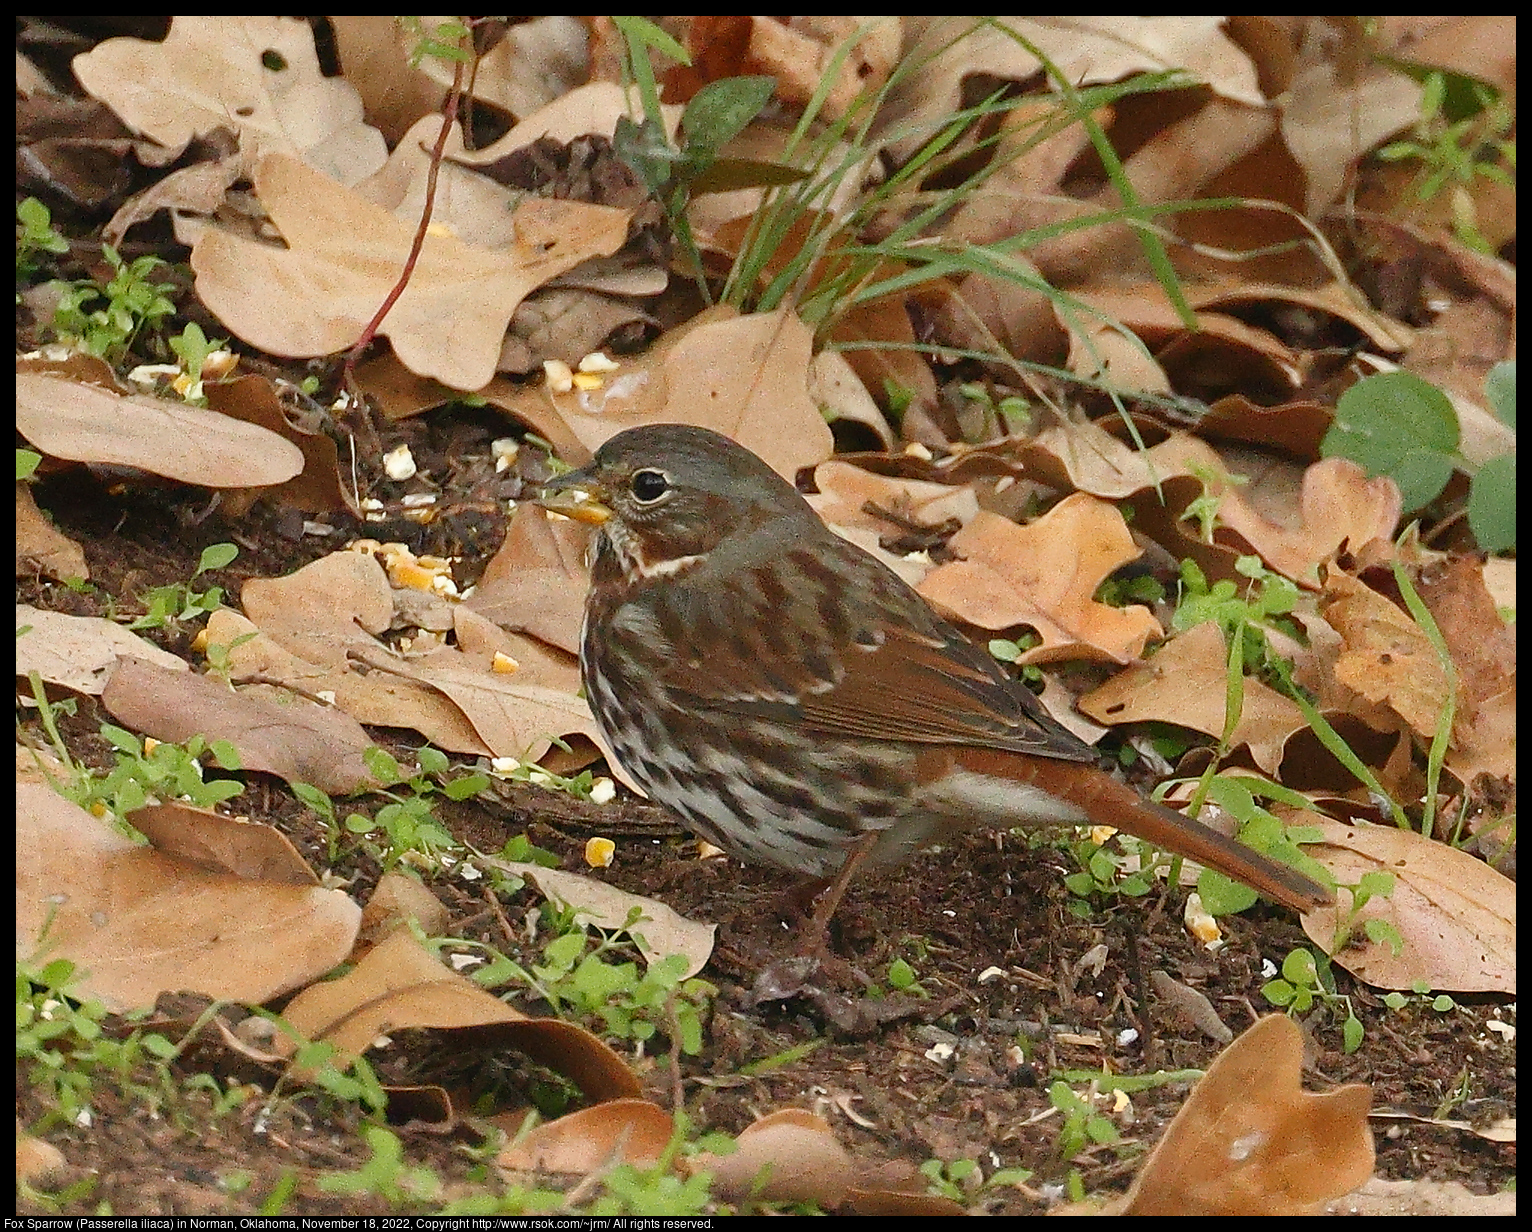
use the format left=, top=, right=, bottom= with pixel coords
left=538, top=424, right=1330, bottom=921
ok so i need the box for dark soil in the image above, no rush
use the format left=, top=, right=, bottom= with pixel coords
left=16, top=456, right=1516, bottom=1216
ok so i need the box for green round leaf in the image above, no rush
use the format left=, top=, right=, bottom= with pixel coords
left=1484, top=360, right=1515, bottom=428
left=1467, top=452, right=1516, bottom=552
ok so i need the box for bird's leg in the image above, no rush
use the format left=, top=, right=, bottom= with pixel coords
left=796, top=832, right=878, bottom=958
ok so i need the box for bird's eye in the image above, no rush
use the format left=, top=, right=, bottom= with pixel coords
left=630, top=468, right=670, bottom=504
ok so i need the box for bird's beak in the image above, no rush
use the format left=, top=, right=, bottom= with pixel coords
left=534, top=468, right=613, bottom=525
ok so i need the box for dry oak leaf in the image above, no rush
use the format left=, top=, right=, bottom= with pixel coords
left=17, top=782, right=361, bottom=1014
left=496, top=305, right=834, bottom=481
left=1077, top=620, right=1306, bottom=774
left=1301, top=818, right=1515, bottom=994
left=692, top=1108, right=855, bottom=1207
left=192, top=153, right=631, bottom=391
left=463, top=502, right=594, bottom=657
left=1318, top=568, right=1451, bottom=742
left=1123, top=1015, right=1373, bottom=1215
left=917, top=497, right=1162, bottom=664
left=72, top=15, right=386, bottom=187
left=276, top=928, right=639, bottom=1103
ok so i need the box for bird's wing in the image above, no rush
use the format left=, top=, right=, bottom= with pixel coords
left=648, top=538, right=1096, bottom=764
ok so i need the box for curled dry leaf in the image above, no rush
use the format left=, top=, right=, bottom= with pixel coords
left=496, top=1099, right=675, bottom=1174
left=1302, top=819, right=1515, bottom=994
left=17, top=783, right=361, bottom=1013
left=276, top=928, right=639, bottom=1103
left=1319, top=567, right=1452, bottom=742
left=1123, top=1015, right=1373, bottom=1215
left=125, top=801, right=318, bottom=886
left=496, top=306, right=835, bottom=481
left=357, top=871, right=450, bottom=947
left=17, top=485, right=89, bottom=582
left=462, top=502, right=593, bottom=657
left=491, top=861, right=716, bottom=980
left=691, top=1108, right=854, bottom=1207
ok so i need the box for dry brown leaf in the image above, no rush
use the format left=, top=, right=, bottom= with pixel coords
left=16, top=483, right=89, bottom=582
left=17, top=782, right=361, bottom=1013
left=917, top=499, right=1162, bottom=664
left=17, top=373, right=305, bottom=489
left=1077, top=621, right=1306, bottom=774
left=1335, top=1175, right=1518, bottom=1217
left=410, top=17, right=590, bottom=124
left=1319, top=568, right=1451, bottom=742
left=1301, top=819, right=1515, bottom=993
left=807, top=461, right=978, bottom=543
left=1416, top=555, right=1516, bottom=723
left=100, top=656, right=376, bottom=796
left=492, top=306, right=835, bottom=480
left=17, top=604, right=187, bottom=696
left=241, top=550, right=394, bottom=668
left=693, top=1108, right=855, bottom=1207
left=357, top=872, right=449, bottom=947
left=126, top=801, right=318, bottom=886
left=277, top=928, right=639, bottom=1103
left=462, top=504, right=594, bottom=656
left=72, top=15, right=386, bottom=186
left=104, top=153, right=245, bottom=248
left=1279, top=51, right=1422, bottom=215
left=1123, top=1015, right=1374, bottom=1215
left=350, top=642, right=606, bottom=768
left=327, top=15, right=447, bottom=146
left=497, top=1099, right=675, bottom=1174
left=204, top=608, right=494, bottom=760
left=192, top=153, right=631, bottom=391
left=452, top=607, right=582, bottom=698
left=809, top=349, right=895, bottom=448
left=206, top=375, right=356, bottom=515
left=492, top=861, right=715, bottom=980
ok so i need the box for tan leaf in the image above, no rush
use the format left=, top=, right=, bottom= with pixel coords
left=277, top=929, right=639, bottom=1103
left=17, top=782, right=360, bottom=1013
left=358, top=872, right=449, bottom=946
left=17, top=373, right=304, bottom=489
left=72, top=15, right=386, bottom=185
left=1319, top=568, right=1451, bottom=741
left=497, top=1099, right=674, bottom=1174
left=1077, top=621, right=1306, bottom=773
left=16, top=483, right=88, bottom=582
left=1301, top=819, right=1516, bottom=993
left=17, top=604, right=187, bottom=696
left=100, top=657, right=375, bottom=795
left=492, top=861, right=715, bottom=980
left=492, top=306, right=834, bottom=480
left=192, top=153, right=631, bottom=391
left=917, top=499, right=1162, bottom=663
left=126, top=801, right=319, bottom=886
left=1123, top=1015, right=1374, bottom=1215
left=692, top=1108, right=854, bottom=1206
left=464, top=504, right=594, bottom=656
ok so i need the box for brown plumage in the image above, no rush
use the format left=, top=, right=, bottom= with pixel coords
left=539, top=424, right=1331, bottom=915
